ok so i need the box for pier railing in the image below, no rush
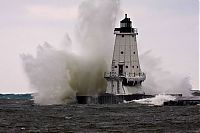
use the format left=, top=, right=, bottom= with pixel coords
left=104, top=72, right=146, bottom=80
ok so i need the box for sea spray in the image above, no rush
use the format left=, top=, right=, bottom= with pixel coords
left=140, top=51, right=192, bottom=96
left=21, top=43, right=76, bottom=105
left=21, top=0, right=120, bottom=105
left=72, top=0, right=120, bottom=95
left=76, top=0, right=120, bottom=66
left=129, top=94, right=176, bottom=106
left=68, top=57, right=108, bottom=96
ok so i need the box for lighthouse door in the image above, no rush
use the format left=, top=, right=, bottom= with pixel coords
left=119, top=65, right=123, bottom=76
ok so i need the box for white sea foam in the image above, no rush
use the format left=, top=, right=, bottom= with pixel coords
left=125, top=94, right=176, bottom=106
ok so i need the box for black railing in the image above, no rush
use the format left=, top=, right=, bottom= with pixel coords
left=104, top=72, right=146, bottom=79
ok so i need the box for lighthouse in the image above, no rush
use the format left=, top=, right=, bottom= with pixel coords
left=104, top=14, right=146, bottom=95
left=76, top=14, right=152, bottom=104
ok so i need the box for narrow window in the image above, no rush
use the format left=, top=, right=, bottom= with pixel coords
left=132, top=66, right=134, bottom=68
left=115, top=66, right=117, bottom=68
left=126, top=66, right=128, bottom=68
left=137, top=66, right=139, bottom=68
left=122, top=35, right=124, bottom=37
left=133, top=52, right=135, bottom=54
left=121, top=51, right=124, bottom=54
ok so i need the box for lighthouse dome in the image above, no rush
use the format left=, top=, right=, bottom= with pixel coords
left=120, top=14, right=132, bottom=28
left=114, top=14, right=137, bottom=33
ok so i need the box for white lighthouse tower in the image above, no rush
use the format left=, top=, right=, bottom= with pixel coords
left=104, top=14, right=146, bottom=95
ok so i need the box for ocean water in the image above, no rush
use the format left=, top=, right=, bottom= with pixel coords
left=0, top=94, right=200, bottom=132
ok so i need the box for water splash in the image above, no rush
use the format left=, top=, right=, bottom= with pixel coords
left=21, top=43, right=76, bottom=105
left=129, top=94, right=176, bottom=106
left=21, top=0, right=120, bottom=105
left=140, top=51, right=192, bottom=96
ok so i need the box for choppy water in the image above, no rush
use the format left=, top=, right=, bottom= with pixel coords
left=0, top=94, right=200, bottom=132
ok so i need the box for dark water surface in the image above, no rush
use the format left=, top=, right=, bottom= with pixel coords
left=0, top=98, right=200, bottom=132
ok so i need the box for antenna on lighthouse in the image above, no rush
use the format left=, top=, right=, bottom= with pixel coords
left=125, top=14, right=127, bottom=18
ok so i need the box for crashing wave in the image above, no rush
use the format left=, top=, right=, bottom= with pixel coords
left=124, top=94, right=176, bottom=106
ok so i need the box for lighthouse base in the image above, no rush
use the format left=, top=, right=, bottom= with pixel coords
left=76, top=93, right=154, bottom=104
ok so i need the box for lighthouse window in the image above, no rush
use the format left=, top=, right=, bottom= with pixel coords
left=132, top=66, right=134, bottom=68
left=121, top=51, right=124, bottom=54
left=137, top=66, right=139, bottom=68
left=122, top=35, right=124, bottom=37
left=133, top=52, right=135, bottom=54
left=115, top=66, right=117, bottom=68
left=126, top=66, right=128, bottom=68
left=132, top=35, right=134, bottom=37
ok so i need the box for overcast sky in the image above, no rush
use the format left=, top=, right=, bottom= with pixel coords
left=0, top=0, right=199, bottom=93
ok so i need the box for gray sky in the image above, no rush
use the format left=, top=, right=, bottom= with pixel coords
left=0, top=0, right=199, bottom=93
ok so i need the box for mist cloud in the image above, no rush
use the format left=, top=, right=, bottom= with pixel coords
left=21, top=0, right=120, bottom=105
